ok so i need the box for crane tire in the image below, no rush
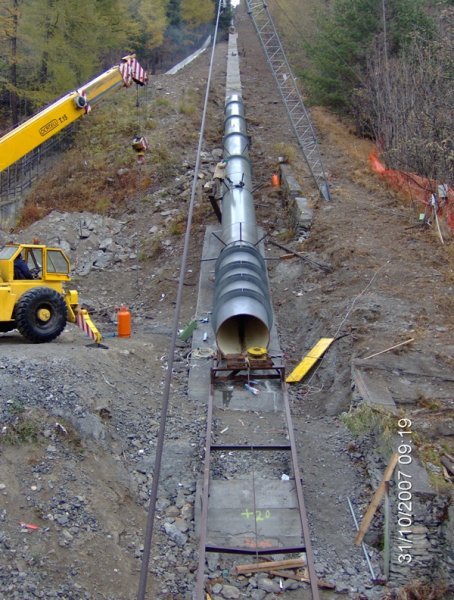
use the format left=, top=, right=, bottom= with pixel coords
left=15, top=287, right=67, bottom=343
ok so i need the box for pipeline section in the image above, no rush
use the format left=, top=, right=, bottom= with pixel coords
left=212, top=94, right=273, bottom=356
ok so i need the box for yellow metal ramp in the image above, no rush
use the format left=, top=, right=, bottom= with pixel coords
left=286, top=337, right=334, bottom=383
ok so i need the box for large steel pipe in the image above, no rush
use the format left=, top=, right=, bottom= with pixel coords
left=212, top=94, right=273, bottom=355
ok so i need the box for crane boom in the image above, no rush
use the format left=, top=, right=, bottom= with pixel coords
left=0, top=55, right=147, bottom=172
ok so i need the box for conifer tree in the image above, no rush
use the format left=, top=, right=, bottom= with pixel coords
left=134, top=0, right=168, bottom=51
left=0, top=0, right=20, bottom=124
left=180, top=0, right=214, bottom=28
left=0, top=0, right=152, bottom=122
left=304, top=0, right=436, bottom=111
left=303, top=0, right=381, bottom=110
left=167, top=0, right=181, bottom=27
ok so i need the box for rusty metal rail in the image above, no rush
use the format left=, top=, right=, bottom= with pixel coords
left=195, top=356, right=320, bottom=599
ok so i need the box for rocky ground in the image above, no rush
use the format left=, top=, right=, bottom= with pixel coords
left=1, top=5, right=453, bottom=600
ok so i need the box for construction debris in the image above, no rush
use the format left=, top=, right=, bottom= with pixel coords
left=441, top=454, right=454, bottom=477
left=268, top=239, right=331, bottom=272
left=269, top=570, right=335, bottom=589
left=355, top=453, right=399, bottom=546
left=234, top=557, right=306, bottom=575
left=362, top=338, right=415, bottom=360
left=351, top=364, right=396, bottom=413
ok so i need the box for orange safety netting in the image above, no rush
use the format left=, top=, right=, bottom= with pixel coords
left=369, top=151, right=454, bottom=232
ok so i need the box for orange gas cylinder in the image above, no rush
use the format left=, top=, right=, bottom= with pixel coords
left=117, top=305, right=131, bottom=338
left=271, top=172, right=280, bottom=187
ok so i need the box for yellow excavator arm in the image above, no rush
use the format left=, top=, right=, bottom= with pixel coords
left=0, top=55, right=147, bottom=172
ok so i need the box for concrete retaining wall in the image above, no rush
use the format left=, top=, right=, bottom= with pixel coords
left=279, top=163, right=315, bottom=238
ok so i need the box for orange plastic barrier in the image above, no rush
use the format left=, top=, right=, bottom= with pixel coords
left=369, top=151, right=453, bottom=232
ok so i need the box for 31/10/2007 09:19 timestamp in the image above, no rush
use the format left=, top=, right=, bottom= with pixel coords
left=396, top=418, right=413, bottom=565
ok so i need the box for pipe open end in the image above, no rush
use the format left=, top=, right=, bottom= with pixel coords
left=216, top=314, right=270, bottom=356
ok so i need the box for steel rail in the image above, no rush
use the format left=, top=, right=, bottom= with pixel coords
left=282, top=381, right=320, bottom=599
left=195, top=377, right=215, bottom=599
left=196, top=362, right=320, bottom=599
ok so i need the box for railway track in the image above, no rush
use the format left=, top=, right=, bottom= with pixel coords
left=195, top=354, right=320, bottom=599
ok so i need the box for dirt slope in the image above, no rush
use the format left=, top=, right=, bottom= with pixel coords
left=0, top=7, right=452, bottom=600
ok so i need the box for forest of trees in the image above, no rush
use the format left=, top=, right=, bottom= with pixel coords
left=0, top=0, right=217, bottom=127
left=301, top=0, right=453, bottom=184
left=1, top=0, right=451, bottom=185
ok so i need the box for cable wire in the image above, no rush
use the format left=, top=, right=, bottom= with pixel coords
left=136, top=4, right=223, bottom=598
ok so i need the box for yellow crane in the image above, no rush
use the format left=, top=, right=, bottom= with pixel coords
left=0, top=55, right=148, bottom=172
left=0, top=242, right=102, bottom=344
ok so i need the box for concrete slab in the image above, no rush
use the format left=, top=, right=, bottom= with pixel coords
left=392, top=453, right=435, bottom=497
left=226, top=33, right=242, bottom=98
left=196, top=479, right=304, bottom=550
left=213, top=408, right=288, bottom=446
left=207, top=479, right=299, bottom=508
left=294, top=196, right=314, bottom=230
left=352, top=363, right=397, bottom=413
left=187, top=225, right=221, bottom=403
left=280, top=164, right=303, bottom=198
left=214, top=378, right=283, bottom=412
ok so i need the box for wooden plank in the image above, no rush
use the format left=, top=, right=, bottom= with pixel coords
left=354, top=453, right=398, bottom=546
left=362, top=338, right=414, bottom=360
left=286, top=338, right=334, bottom=383
left=268, top=239, right=331, bottom=272
left=441, top=455, right=454, bottom=476
left=269, top=570, right=335, bottom=589
left=235, top=558, right=306, bottom=575
left=268, top=569, right=307, bottom=581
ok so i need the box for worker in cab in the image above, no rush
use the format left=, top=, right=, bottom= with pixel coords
left=14, top=253, right=34, bottom=279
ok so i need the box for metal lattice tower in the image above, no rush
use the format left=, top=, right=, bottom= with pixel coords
left=245, top=0, right=331, bottom=200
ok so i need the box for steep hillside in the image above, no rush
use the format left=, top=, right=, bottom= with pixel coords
left=0, top=4, right=452, bottom=600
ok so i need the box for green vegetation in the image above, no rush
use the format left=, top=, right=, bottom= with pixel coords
left=302, top=0, right=435, bottom=111
left=1, top=411, right=40, bottom=445
left=14, top=77, right=185, bottom=227
left=271, top=142, right=298, bottom=164
left=178, top=87, right=201, bottom=116
left=271, top=0, right=452, bottom=187
left=0, top=0, right=220, bottom=127
left=180, top=0, right=214, bottom=28
left=168, top=212, right=186, bottom=235
left=6, top=400, right=25, bottom=415
left=342, top=404, right=453, bottom=491
left=138, top=237, right=163, bottom=260
left=1, top=407, right=83, bottom=449
left=418, top=442, right=453, bottom=492
left=342, top=404, right=397, bottom=441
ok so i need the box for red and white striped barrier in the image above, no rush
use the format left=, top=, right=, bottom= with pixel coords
left=120, top=57, right=148, bottom=87
left=76, top=309, right=102, bottom=344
